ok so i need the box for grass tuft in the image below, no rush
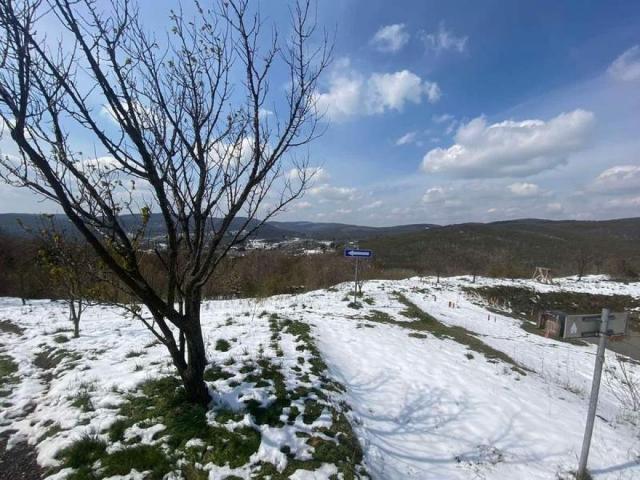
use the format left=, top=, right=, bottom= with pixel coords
left=56, top=435, right=106, bottom=469
left=53, top=334, right=70, bottom=344
left=215, top=338, right=231, bottom=352
left=0, top=354, right=19, bottom=396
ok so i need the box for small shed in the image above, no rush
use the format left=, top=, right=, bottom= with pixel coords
left=536, top=310, right=567, bottom=338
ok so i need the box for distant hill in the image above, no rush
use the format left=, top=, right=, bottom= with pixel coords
left=0, top=213, right=436, bottom=241
left=361, top=217, right=640, bottom=277
left=2, top=214, right=638, bottom=277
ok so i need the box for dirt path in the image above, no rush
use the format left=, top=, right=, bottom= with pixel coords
left=0, top=432, right=43, bottom=480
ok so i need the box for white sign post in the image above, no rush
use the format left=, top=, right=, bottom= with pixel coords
left=576, top=308, right=610, bottom=480
left=344, top=248, right=373, bottom=304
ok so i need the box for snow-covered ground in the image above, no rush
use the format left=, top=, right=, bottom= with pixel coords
left=1, top=275, right=639, bottom=479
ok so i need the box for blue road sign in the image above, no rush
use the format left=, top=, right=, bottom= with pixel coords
left=344, top=248, right=373, bottom=258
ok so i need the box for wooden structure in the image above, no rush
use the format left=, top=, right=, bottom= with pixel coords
left=537, top=310, right=566, bottom=338
left=532, top=266, right=553, bottom=284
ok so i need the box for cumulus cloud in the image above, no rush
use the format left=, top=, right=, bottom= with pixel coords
left=315, top=62, right=440, bottom=121
left=421, top=109, right=595, bottom=178
left=422, top=186, right=448, bottom=204
left=367, top=70, right=440, bottom=112
left=508, top=182, right=540, bottom=197
left=422, top=22, right=467, bottom=54
left=315, top=73, right=363, bottom=121
left=608, top=45, right=640, bottom=82
left=371, top=24, right=410, bottom=53
left=590, top=165, right=640, bottom=192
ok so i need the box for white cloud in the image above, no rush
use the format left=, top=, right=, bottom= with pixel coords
left=508, top=182, right=540, bottom=197
left=315, top=74, right=363, bottom=121
left=335, top=208, right=353, bottom=215
left=422, top=186, right=448, bottom=204
left=422, top=22, right=467, bottom=54
left=591, top=165, right=640, bottom=192
left=292, top=201, right=312, bottom=210
left=423, top=81, right=442, bottom=103
left=316, top=62, right=440, bottom=121
left=608, top=45, right=640, bottom=82
left=367, top=70, right=440, bottom=113
left=432, top=113, right=453, bottom=124
left=603, top=195, right=640, bottom=208
left=421, top=109, right=595, bottom=178
left=309, top=183, right=357, bottom=202
left=371, top=24, right=410, bottom=53
left=546, top=202, right=564, bottom=213
left=79, top=155, right=119, bottom=172
left=287, top=167, right=330, bottom=184
left=360, top=200, right=383, bottom=210
left=396, top=131, right=418, bottom=146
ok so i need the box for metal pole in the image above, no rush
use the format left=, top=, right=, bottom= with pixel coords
left=354, top=257, right=359, bottom=305
left=577, top=308, right=610, bottom=479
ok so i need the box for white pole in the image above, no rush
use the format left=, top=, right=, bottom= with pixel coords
left=354, top=256, right=359, bottom=304
left=577, top=308, right=610, bottom=479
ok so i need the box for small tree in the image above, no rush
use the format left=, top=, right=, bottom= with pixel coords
left=34, top=217, right=95, bottom=337
left=0, top=0, right=330, bottom=404
left=575, top=247, right=592, bottom=281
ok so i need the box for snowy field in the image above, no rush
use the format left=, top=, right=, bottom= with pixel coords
left=1, top=275, right=639, bottom=479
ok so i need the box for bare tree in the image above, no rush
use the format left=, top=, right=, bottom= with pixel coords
left=0, top=0, right=330, bottom=404
left=575, top=247, right=592, bottom=281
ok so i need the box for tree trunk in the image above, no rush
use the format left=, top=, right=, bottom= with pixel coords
left=69, top=299, right=80, bottom=338
left=175, top=294, right=210, bottom=406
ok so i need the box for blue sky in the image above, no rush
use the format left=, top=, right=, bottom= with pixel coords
left=1, top=0, right=639, bottom=226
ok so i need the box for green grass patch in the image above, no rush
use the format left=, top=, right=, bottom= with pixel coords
left=253, top=407, right=365, bottom=479
left=215, top=338, right=231, bottom=352
left=0, top=319, right=23, bottom=335
left=53, top=334, right=70, bottom=344
left=0, top=353, right=19, bottom=396
left=34, top=347, right=81, bottom=371
left=408, top=332, right=428, bottom=339
left=57, top=436, right=172, bottom=480
left=364, top=310, right=394, bottom=324
left=302, top=398, right=324, bottom=424
left=203, top=365, right=234, bottom=382
left=243, top=359, right=291, bottom=427
left=102, top=444, right=172, bottom=479
left=70, top=383, right=95, bottom=412
left=56, top=435, right=106, bottom=471
left=61, top=375, right=262, bottom=477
